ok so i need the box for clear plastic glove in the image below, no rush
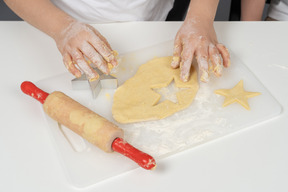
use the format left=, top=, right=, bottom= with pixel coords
left=171, top=17, right=230, bottom=83
left=54, top=21, right=118, bottom=80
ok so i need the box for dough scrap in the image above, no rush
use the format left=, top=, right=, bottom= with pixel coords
left=214, top=80, right=261, bottom=110
left=112, top=56, right=199, bottom=123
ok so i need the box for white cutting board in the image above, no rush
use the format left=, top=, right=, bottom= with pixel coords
left=37, top=40, right=282, bottom=187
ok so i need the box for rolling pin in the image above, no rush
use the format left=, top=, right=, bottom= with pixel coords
left=21, top=81, right=156, bottom=170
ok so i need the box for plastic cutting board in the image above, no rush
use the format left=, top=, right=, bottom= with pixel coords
left=37, top=40, right=282, bottom=187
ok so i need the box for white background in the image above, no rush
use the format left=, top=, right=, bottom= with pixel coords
left=0, top=21, right=288, bottom=192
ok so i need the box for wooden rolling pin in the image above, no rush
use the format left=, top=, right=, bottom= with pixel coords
left=21, top=81, right=156, bottom=170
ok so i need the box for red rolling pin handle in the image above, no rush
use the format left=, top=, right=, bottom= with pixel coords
left=21, top=81, right=49, bottom=104
left=112, top=138, right=156, bottom=170
left=20, top=81, right=157, bottom=170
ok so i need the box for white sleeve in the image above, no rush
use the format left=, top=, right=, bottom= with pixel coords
left=51, top=0, right=174, bottom=23
left=268, top=0, right=288, bottom=21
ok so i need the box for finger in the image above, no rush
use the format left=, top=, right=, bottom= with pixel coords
left=89, top=35, right=118, bottom=68
left=90, top=27, right=119, bottom=69
left=81, top=42, right=109, bottom=74
left=209, top=44, right=223, bottom=77
left=90, top=26, right=113, bottom=50
left=196, top=46, right=210, bottom=83
left=171, top=37, right=182, bottom=69
left=63, top=53, right=82, bottom=78
left=180, top=44, right=195, bottom=82
left=71, top=50, right=99, bottom=80
left=216, top=44, right=231, bottom=68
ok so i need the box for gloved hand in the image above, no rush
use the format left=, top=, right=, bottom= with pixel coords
left=171, top=17, right=230, bottom=83
left=54, top=21, right=118, bottom=80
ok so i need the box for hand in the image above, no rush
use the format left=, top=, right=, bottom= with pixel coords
left=54, top=21, right=118, bottom=80
left=171, top=17, right=230, bottom=82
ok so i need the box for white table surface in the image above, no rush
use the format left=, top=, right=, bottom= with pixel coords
left=0, top=21, right=287, bottom=192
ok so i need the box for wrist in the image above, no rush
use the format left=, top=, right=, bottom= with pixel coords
left=185, top=0, right=218, bottom=24
left=50, top=16, right=76, bottom=41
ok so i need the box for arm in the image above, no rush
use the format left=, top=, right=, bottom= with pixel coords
left=4, top=0, right=72, bottom=39
left=241, top=0, right=266, bottom=21
left=171, top=0, right=230, bottom=82
left=4, top=0, right=117, bottom=80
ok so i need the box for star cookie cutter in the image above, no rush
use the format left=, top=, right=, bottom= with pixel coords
left=71, top=68, right=118, bottom=99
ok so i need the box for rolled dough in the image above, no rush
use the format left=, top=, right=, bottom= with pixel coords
left=214, top=80, right=261, bottom=110
left=112, top=56, right=199, bottom=123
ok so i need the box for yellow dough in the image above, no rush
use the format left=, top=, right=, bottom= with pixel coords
left=112, top=56, right=199, bottom=123
left=214, top=80, right=261, bottom=110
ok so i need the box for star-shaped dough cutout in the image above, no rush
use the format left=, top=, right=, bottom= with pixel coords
left=214, top=80, right=261, bottom=110
left=153, top=80, right=188, bottom=104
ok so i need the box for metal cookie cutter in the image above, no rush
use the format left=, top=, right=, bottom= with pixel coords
left=71, top=68, right=118, bottom=98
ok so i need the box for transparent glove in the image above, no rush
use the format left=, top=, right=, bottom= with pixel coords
left=55, top=21, right=117, bottom=80
left=171, top=18, right=230, bottom=82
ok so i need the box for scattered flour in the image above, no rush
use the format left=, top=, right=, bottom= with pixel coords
left=119, top=83, right=232, bottom=158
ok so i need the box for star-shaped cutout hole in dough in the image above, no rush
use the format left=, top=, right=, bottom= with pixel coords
left=153, top=80, right=188, bottom=104
left=214, top=80, right=261, bottom=110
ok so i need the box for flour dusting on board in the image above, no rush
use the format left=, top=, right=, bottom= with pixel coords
left=120, top=83, right=232, bottom=158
